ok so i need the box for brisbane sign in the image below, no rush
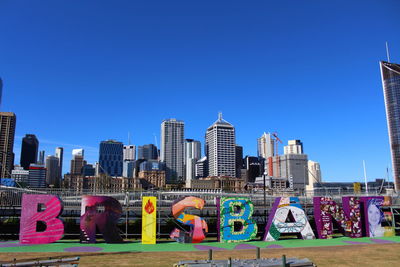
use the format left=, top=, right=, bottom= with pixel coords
left=17, top=194, right=394, bottom=245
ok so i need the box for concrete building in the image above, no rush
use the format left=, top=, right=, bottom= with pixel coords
left=160, top=119, right=184, bottom=183
left=306, top=160, right=322, bottom=193
left=191, top=176, right=245, bottom=192
left=72, top=148, right=84, bottom=157
left=184, top=139, right=201, bottom=188
left=0, top=112, right=16, bottom=178
left=138, top=170, right=166, bottom=189
left=284, top=140, right=304, bottom=155
left=137, top=144, right=158, bottom=160
left=11, top=167, right=29, bottom=184
left=63, top=175, right=142, bottom=192
left=20, top=134, right=39, bottom=170
left=99, top=140, right=123, bottom=177
left=28, top=164, right=46, bottom=188
left=46, top=155, right=60, bottom=187
left=266, top=154, right=309, bottom=191
left=123, top=145, right=136, bottom=161
left=55, top=147, right=63, bottom=180
left=380, top=61, right=400, bottom=192
left=82, top=164, right=95, bottom=177
left=257, top=132, right=274, bottom=159
left=205, top=113, right=236, bottom=178
left=70, top=152, right=86, bottom=176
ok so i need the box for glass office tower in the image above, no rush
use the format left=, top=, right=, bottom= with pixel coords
left=380, top=61, right=400, bottom=192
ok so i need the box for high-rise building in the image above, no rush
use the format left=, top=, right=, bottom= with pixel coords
left=205, top=113, right=236, bottom=177
left=123, top=145, right=136, bottom=161
left=28, top=164, right=46, bottom=188
left=0, top=112, right=16, bottom=178
left=380, top=61, right=400, bottom=192
left=72, top=148, right=84, bottom=157
left=284, top=140, right=303, bottom=155
left=82, top=164, right=95, bottom=177
left=235, top=145, right=243, bottom=178
left=70, top=149, right=86, bottom=175
left=137, top=144, right=158, bottom=160
left=257, top=132, right=275, bottom=159
left=184, top=139, right=201, bottom=187
left=20, top=134, right=39, bottom=170
left=99, top=140, right=123, bottom=177
left=123, top=160, right=135, bottom=178
left=0, top=78, right=2, bottom=108
left=306, top=160, right=322, bottom=193
left=55, top=147, right=63, bottom=180
left=38, top=150, right=45, bottom=165
left=244, top=156, right=261, bottom=183
left=160, top=119, right=184, bottom=183
left=46, top=155, right=60, bottom=187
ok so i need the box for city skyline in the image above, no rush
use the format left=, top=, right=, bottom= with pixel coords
left=1, top=1, right=400, bottom=182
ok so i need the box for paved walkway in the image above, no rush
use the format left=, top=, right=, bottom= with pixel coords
left=0, top=236, right=399, bottom=253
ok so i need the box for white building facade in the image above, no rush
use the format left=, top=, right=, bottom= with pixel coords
left=205, top=113, right=236, bottom=178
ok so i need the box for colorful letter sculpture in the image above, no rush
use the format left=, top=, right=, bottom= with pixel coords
left=218, top=197, right=257, bottom=243
left=19, top=194, right=64, bottom=244
left=80, top=196, right=123, bottom=243
left=314, top=197, right=362, bottom=239
left=263, top=197, right=315, bottom=241
left=360, top=196, right=394, bottom=237
left=142, top=196, right=157, bottom=244
left=170, top=196, right=208, bottom=243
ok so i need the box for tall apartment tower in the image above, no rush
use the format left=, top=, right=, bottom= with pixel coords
left=123, top=145, right=136, bottom=161
left=0, top=112, right=16, bottom=178
left=381, top=61, right=400, bottom=192
left=184, top=139, right=201, bottom=187
left=99, top=140, right=123, bottom=177
left=55, top=147, right=63, bottom=180
left=38, top=150, right=45, bottom=165
left=257, top=132, right=275, bottom=159
left=137, top=144, right=158, bottom=160
left=284, top=140, right=303, bottom=155
left=160, top=119, right=184, bottom=183
left=46, top=155, right=60, bottom=187
left=205, top=113, right=236, bottom=177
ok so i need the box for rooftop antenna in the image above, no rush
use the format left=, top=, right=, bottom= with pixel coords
left=386, top=41, right=391, bottom=63
left=218, top=111, right=223, bottom=120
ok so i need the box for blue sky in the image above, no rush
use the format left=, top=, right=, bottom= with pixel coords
left=1, top=0, right=400, bottom=182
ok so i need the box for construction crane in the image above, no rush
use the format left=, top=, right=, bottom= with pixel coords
left=271, top=132, right=283, bottom=156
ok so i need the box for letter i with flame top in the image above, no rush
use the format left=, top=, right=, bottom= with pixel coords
left=142, top=197, right=157, bottom=244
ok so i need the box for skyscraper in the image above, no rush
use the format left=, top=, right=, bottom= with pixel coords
left=0, top=78, right=2, bottom=108
left=184, top=139, right=201, bottom=187
left=235, top=145, right=243, bottom=178
left=28, top=164, right=46, bottom=188
left=257, top=132, right=275, bottom=159
left=70, top=153, right=86, bottom=175
left=160, top=119, right=184, bottom=183
left=20, top=134, right=39, bottom=170
left=123, top=145, right=136, bottom=161
left=0, top=112, right=16, bottom=178
left=46, top=155, right=60, bottom=187
left=205, top=113, right=236, bottom=178
left=55, top=147, right=63, bottom=180
left=380, top=61, right=400, bottom=192
left=137, top=144, right=158, bottom=160
left=38, top=150, right=45, bottom=165
left=99, top=140, right=123, bottom=177
left=284, top=140, right=304, bottom=155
